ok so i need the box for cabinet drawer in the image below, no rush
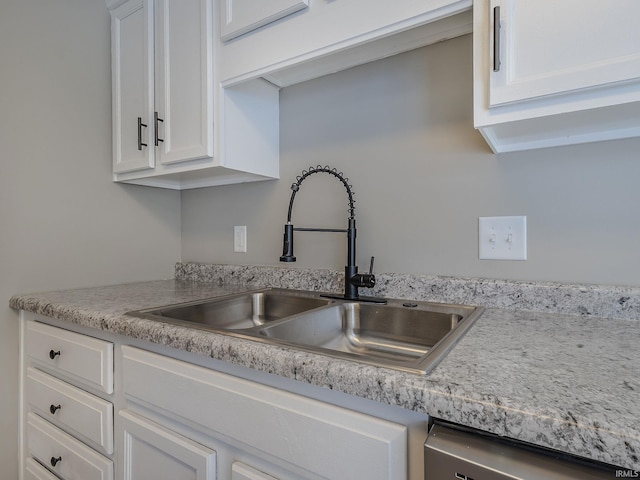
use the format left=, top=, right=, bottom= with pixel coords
left=26, top=321, right=113, bottom=394
left=25, top=458, right=60, bottom=480
left=27, top=413, right=113, bottom=480
left=26, top=367, right=114, bottom=454
left=122, top=346, right=406, bottom=480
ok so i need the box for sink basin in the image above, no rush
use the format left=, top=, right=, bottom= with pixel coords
left=258, top=301, right=482, bottom=373
left=130, top=289, right=331, bottom=330
left=128, top=289, right=483, bottom=374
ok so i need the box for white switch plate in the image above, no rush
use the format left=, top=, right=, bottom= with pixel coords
left=234, top=226, right=247, bottom=253
left=479, top=216, right=527, bottom=260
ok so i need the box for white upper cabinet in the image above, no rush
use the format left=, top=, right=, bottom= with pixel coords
left=110, top=0, right=279, bottom=189
left=474, top=0, right=640, bottom=153
left=219, top=0, right=473, bottom=86
left=111, top=0, right=213, bottom=180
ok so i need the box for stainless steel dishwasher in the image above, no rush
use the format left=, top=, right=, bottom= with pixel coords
left=424, top=421, right=620, bottom=479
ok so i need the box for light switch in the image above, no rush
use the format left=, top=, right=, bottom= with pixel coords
left=234, top=226, right=247, bottom=253
left=479, top=216, right=527, bottom=260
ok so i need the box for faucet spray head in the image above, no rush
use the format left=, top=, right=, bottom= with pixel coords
left=280, top=223, right=296, bottom=262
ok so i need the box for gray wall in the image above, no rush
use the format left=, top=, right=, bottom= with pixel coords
left=0, top=0, right=181, bottom=476
left=181, top=34, right=640, bottom=287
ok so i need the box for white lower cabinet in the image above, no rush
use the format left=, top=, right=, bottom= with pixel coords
left=21, top=313, right=420, bottom=480
left=121, top=346, right=408, bottom=480
left=120, top=409, right=216, bottom=480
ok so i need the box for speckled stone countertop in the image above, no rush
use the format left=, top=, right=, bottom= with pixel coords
left=10, top=263, right=640, bottom=470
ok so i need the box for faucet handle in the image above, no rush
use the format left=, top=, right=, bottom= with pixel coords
left=351, top=256, right=376, bottom=289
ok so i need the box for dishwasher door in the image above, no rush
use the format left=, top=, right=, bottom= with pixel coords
left=424, top=423, right=615, bottom=480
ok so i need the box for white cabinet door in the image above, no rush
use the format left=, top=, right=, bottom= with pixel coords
left=154, top=0, right=213, bottom=165
left=220, top=0, right=309, bottom=41
left=111, top=0, right=155, bottom=174
left=120, top=410, right=216, bottom=480
left=488, top=0, right=640, bottom=107
left=473, top=0, right=640, bottom=153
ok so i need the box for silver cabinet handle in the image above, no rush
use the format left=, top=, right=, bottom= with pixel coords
left=137, top=117, right=148, bottom=151
left=154, top=111, right=164, bottom=146
left=493, top=6, right=501, bottom=72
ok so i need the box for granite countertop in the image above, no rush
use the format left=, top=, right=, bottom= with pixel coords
left=10, top=263, right=640, bottom=470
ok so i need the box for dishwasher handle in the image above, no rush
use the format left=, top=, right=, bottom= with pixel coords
left=424, top=422, right=617, bottom=480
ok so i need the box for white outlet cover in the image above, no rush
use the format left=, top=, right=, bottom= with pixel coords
left=234, top=226, right=247, bottom=253
left=479, top=216, right=527, bottom=260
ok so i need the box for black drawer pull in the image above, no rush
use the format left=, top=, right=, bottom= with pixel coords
left=49, top=350, right=61, bottom=360
left=50, top=404, right=61, bottom=415
left=492, top=6, right=501, bottom=72
left=154, top=111, right=164, bottom=146
left=138, top=117, right=148, bottom=150
left=50, top=456, right=62, bottom=467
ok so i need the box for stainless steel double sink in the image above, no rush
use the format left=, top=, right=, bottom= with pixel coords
left=127, top=289, right=484, bottom=375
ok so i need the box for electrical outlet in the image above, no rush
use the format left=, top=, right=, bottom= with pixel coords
left=234, top=226, right=247, bottom=253
left=479, top=216, right=527, bottom=260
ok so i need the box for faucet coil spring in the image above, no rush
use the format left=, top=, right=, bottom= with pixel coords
left=287, top=165, right=355, bottom=221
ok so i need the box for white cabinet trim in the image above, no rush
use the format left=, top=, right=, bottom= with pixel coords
left=220, top=0, right=309, bottom=41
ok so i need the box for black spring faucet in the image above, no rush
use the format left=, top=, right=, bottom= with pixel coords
left=280, top=165, right=386, bottom=303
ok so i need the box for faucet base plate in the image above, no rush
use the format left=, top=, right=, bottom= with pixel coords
left=321, top=293, right=387, bottom=304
